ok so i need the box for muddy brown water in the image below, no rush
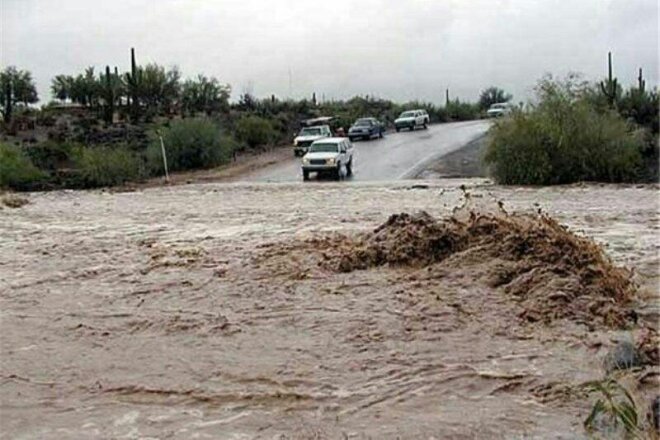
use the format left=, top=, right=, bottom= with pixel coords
left=1, top=180, right=658, bottom=439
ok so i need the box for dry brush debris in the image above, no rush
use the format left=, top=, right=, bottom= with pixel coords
left=310, top=210, right=637, bottom=327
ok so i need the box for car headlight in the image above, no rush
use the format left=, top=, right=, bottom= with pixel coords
left=326, top=158, right=335, bottom=165
left=302, top=157, right=310, bottom=164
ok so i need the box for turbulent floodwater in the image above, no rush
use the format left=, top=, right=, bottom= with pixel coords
left=0, top=180, right=658, bottom=439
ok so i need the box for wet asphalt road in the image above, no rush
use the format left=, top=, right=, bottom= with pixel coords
left=244, top=120, right=491, bottom=182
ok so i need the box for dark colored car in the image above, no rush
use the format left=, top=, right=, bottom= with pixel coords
left=348, top=117, right=385, bottom=141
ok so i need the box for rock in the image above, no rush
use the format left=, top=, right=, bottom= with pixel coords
left=603, top=340, right=643, bottom=373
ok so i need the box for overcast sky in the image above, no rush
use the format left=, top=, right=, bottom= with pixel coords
left=2, top=0, right=658, bottom=104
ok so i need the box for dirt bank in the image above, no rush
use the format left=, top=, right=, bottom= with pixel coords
left=416, top=134, right=488, bottom=179
left=121, top=146, right=292, bottom=190
left=1, top=180, right=658, bottom=438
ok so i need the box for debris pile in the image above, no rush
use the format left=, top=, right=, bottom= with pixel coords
left=332, top=210, right=636, bottom=327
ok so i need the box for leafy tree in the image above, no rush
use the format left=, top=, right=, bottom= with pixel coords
left=140, top=64, right=181, bottom=115
left=69, top=67, right=99, bottom=107
left=0, top=67, right=39, bottom=122
left=479, top=87, right=513, bottom=110
left=237, top=93, right=258, bottom=112
left=181, top=75, right=230, bottom=116
left=51, top=75, right=74, bottom=102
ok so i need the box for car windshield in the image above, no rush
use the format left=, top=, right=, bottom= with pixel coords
left=355, top=119, right=372, bottom=126
left=300, top=127, right=322, bottom=136
left=400, top=111, right=416, bottom=118
left=309, top=143, right=339, bottom=153
left=490, top=104, right=506, bottom=109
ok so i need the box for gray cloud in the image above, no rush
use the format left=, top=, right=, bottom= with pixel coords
left=2, top=0, right=657, bottom=104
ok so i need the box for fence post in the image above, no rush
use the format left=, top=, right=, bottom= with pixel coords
left=158, top=134, right=169, bottom=183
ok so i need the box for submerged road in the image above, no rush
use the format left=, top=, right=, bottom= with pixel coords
left=244, top=120, right=491, bottom=182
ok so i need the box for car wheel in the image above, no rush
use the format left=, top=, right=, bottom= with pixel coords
left=423, top=122, right=428, bottom=129
left=335, top=164, right=342, bottom=181
left=302, top=170, right=310, bottom=181
left=346, top=159, right=353, bottom=177
left=395, top=127, right=400, bottom=132
left=379, top=130, right=383, bottom=138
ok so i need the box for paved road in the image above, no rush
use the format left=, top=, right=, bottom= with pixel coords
left=243, top=120, right=491, bottom=182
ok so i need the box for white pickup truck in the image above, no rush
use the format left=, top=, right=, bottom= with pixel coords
left=293, top=125, right=332, bottom=156
left=301, top=138, right=354, bottom=181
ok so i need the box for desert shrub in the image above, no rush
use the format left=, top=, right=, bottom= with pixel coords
left=0, top=143, right=46, bottom=190
left=24, top=141, right=77, bottom=173
left=446, top=100, right=481, bottom=121
left=484, top=77, right=645, bottom=185
left=234, top=116, right=277, bottom=149
left=72, top=145, right=144, bottom=188
left=619, top=88, right=659, bottom=135
left=146, top=117, right=235, bottom=174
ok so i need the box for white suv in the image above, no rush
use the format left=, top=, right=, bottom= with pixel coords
left=487, top=102, right=514, bottom=118
left=301, top=138, right=354, bottom=181
left=394, top=110, right=429, bottom=132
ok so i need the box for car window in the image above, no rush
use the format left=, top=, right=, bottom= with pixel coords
left=400, top=111, right=416, bottom=118
left=309, top=143, right=339, bottom=153
left=300, top=127, right=322, bottom=136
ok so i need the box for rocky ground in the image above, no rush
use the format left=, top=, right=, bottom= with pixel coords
left=1, top=180, right=658, bottom=439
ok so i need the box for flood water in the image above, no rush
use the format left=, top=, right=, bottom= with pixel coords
left=1, top=180, right=658, bottom=439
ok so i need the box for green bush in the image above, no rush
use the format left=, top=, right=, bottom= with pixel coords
left=72, top=145, right=144, bottom=188
left=24, top=141, right=76, bottom=173
left=446, top=100, right=481, bottom=121
left=484, top=77, right=645, bottom=185
left=619, top=88, right=659, bottom=135
left=234, top=116, right=276, bottom=149
left=0, top=143, right=46, bottom=190
left=147, top=117, right=235, bottom=173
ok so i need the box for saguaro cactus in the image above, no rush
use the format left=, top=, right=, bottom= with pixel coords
left=599, top=52, right=619, bottom=107
left=638, top=68, right=646, bottom=93
left=101, top=65, right=115, bottom=124
left=3, top=80, right=11, bottom=123
left=125, top=47, right=141, bottom=121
